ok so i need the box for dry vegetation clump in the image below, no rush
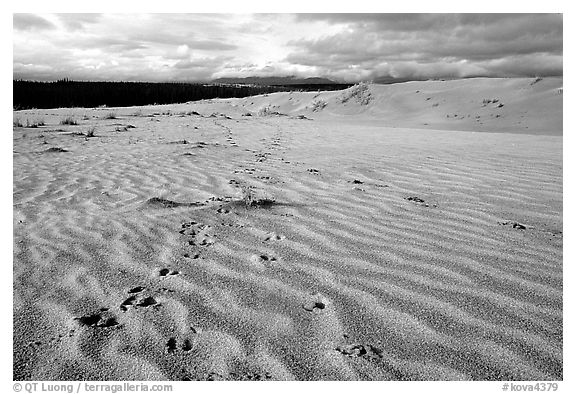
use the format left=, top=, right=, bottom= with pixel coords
left=104, top=112, right=117, bottom=119
left=530, top=77, right=543, bottom=86
left=257, top=106, right=284, bottom=116
left=310, top=99, right=327, bottom=112
left=240, top=184, right=275, bottom=208
left=60, top=116, right=78, bottom=125
left=339, top=82, right=372, bottom=105
left=15, top=118, right=46, bottom=128
left=85, top=127, right=96, bottom=137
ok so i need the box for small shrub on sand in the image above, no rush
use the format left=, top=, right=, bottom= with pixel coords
left=20, top=118, right=46, bottom=128
left=339, top=82, right=372, bottom=105
left=240, top=185, right=275, bottom=208
left=311, top=99, right=327, bottom=112
left=257, top=106, right=284, bottom=116
left=530, top=77, right=543, bottom=86
left=60, top=116, right=78, bottom=125
left=104, top=112, right=117, bottom=119
left=85, top=127, right=96, bottom=137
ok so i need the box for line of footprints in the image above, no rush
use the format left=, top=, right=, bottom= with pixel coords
left=28, top=197, right=386, bottom=377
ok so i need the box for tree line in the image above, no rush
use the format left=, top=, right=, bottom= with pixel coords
left=13, top=80, right=352, bottom=110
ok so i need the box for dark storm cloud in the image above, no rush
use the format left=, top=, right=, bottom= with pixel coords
left=286, top=13, right=562, bottom=79
left=13, top=14, right=56, bottom=31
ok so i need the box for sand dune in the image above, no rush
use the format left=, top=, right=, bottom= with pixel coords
left=13, top=78, right=562, bottom=380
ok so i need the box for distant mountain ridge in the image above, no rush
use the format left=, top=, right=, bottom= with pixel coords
left=211, top=76, right=338, bottom=85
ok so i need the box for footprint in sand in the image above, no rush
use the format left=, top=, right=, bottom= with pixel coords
left=263, top=232, right=285, bottom=242
left=128, top=286, right=146, bottom=294
left=180, top=221, right=208, bottom=235
left=405, top=196, right=436, bottom=207
left=302, top=293, right=330, bottom=313
left=166, top=337, right=195, bottom=354
left=499, top=220, right=528, bottom=230
left=158, top=268, right=180, bottom=277
left=27, top=328, right=76, bottom=350
left=166, top=338, right=177, bottom=353
left=335, top=343, right=383, bottom=361
left=197, top=237, right=215, bottom=247
left=180, top=221, right=216, bottom=247
left=120, top=295, right=159, bottom=311
left=74, top=311, right=120, bottom=328
left=229, top=371, right=273, bottom=381
left=206, top=372, right=226, bottom=381
left=120, top=286, right=161, bottom=312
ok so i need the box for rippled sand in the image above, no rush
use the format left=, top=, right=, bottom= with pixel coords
left=13, top=78, right=562, bottom=380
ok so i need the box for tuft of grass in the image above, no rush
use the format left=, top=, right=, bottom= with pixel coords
left=104, top=112, right=117, bottom=119
left=13, top=118, right=23, bottom=127
left=85, top=127, right=96, bottom=137
left=60, top=116, right=78, bottom=125
left=23, top=118, right=45, bottom=128
left=310, top=99, right=327, bottom=112
left=240, top=185, right=275, bottom=208
left=530, top=77, right=543, bottom=86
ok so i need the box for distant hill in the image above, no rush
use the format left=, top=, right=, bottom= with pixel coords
left=212, top=76, right=338, bottom=85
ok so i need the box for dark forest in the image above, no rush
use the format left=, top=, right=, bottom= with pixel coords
left=13, top=80, right=352, bottom=110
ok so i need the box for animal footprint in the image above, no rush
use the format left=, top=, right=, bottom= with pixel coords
left=120, top=292, right=160, bottom=312
left=182, top=339, right=193, bottom=351
left=251, top=254, right=277, bottom=264
left=166, top=338, right=177, bottom=353
left=230, top=371, right=273, bottom=381
left=75, top=312, right=120, bottom=328
left=180, top=221, right=216, bottom=247
left=27, top=329, right=76, bottom=350
left=405, top=196, right=436, bottom=207
left=197, top=237, right=215, bottom=246
left=165, top=337, right=194, bottom=353
left=180, top=221, right=208, bottom=236
left=302, top=293, right=329, bottom=313
left=128, top=286, right=146, bottom=294
left=335, top=343, right=383, bottom=361
left=159, top=268, right=180, bottom=277
left=499, top=221, right=528, bottom=230
left=263, top=232, right=284, bottom=242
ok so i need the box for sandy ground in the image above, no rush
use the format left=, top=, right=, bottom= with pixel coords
left=13, top=77, right=562, bottom=380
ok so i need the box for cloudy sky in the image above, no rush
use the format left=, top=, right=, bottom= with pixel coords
left=13, top=13, right=562, bottom=82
